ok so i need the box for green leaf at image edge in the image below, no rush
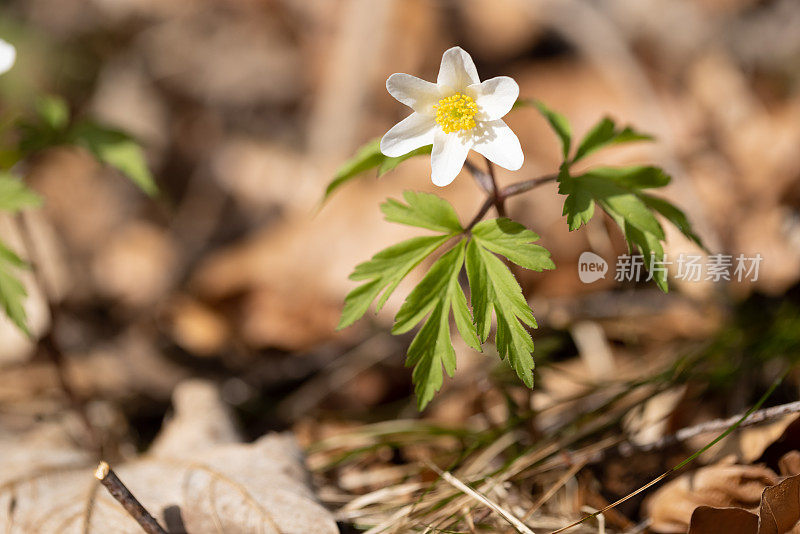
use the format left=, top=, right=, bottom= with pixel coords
left=69, top=122, right=158, bottom=197
left=323, top=138, right=432, bottom=202
left=0, top=173, right=42, bottom=212
left=572, top=117, right=653, bottom=163
left=0, top=241, right=30, bottom=336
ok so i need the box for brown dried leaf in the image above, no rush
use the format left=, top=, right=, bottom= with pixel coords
left=688, top=506, right=758, bottom=534
left=646, top=461, right=779, bottom=533
left=758, top=474, right=800, bottom=534
left=0, top=380, right=337, bottom=533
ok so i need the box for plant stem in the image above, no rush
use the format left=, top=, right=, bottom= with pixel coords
left=465, top=197, right=494, bottom=231
left=464, top=160, right=494, bottom=195
left=483, top=158, right=506, bottom=217
left=463, top=169, right=558, bottom=231
left=95, top=462, right=168, bottom=534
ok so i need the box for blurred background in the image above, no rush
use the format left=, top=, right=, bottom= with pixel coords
left=1, top=0, right=800, bottom=532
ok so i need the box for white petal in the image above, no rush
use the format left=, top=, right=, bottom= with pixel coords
left=380, top=113, right=436, bottom=157
left=437, top=47, right=480, bottom=92
left=467, top=76, right=519, bottom=121
left=472, top=120, right=524, bottom=171
left=431, top=129, right=473, bottom=186
left=386, top=73, right=441, bottom=114
left=0, top=39, right=16, bottom=75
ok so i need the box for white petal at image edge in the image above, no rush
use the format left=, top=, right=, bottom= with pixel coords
left=472, top=120, right=524, bottom=171
left=0, top=39, right=15, bottom=75
left=437, top=47, right=480, bottom=92
left=431, top=130, right=473, bottom=187
left=380, top=113, right=436, bottom=157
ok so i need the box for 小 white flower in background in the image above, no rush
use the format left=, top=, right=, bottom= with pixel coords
left=0, top=38, right=16, bottom=75
left=380, top=46, right=523, bottom=187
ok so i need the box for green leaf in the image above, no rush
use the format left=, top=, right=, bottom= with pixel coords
left=338, top=235, right=451, bottom=330
left=35, top=95, right=70, bottom=131
left=394, top=240, right=476, bottom=409
left=573, top=117, right=652, bottom=163
left=0, top=240, right=30, bottom=336
left=639, top=193, right=705, bottom=249
left=584, top=166, right=670, bottom=189
left=323, top=138, right=432, bottom=201
left=378, top=145, right=432, bottom=176
left=516, top=99, right=571, bottom=159
left=69, top=122, right=157, bottom=196
left=558, top=167, right=596, bottom=231
left=0, top=173, right=42, bottom=212
left=381, top=191, right=463, bottom=234
left=466, top=239, right=537, bottom=388
left=557, top=166, right=689, bottom=291
left=471, top=218, right=555, bottom=272
left=561, top=171, right=665, bottom=238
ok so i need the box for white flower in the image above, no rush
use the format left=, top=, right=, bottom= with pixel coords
left=380, top=46, right=523, bottom=187
left=0, top=39, right=15, bottom=75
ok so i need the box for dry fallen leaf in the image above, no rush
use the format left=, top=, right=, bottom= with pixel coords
left=688, top=506, right=759, bottom=534
left=0, top=380, right=338, bottom=533
left=685, top=472, right=800, bottom=534
left=646, top=460, right=779, bottom=533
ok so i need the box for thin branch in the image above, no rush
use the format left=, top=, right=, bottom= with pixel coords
left=619, top=399, right=800, bottom=456
left=464, top=160, right=494, bottom=195
left=484, top=158, right=506, bottom=217
left=500, top=175, right=558, bottom=198
left=465, top=197, right=494, bottom=231
left=95, top=462, right=168, bottom=534
left=463, top=173, right=558, bottom=231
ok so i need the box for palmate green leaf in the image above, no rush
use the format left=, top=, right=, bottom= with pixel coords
left=0, top=240, right=30, bottom=336
left=0, top=172, right=42, bottom=212
left=471, top=218, right=555, bottom=272
left=69, top=122, right=157, bottom=196
left=338, top=235, right=451, bottom=330
left=392, top=240, right=479, bottom=409
left=466, top=239, right=537, bottom=388
left=560, top=169, right=665, bottom=237
left=338, top=190, right=463, bottom=330
left=607, top=208, right=669, bottom=292
left=639, top=193, right=705, bottom=249
left=558, top=166, right=684, bottom=291
left=323, top=138, right=432, bottom=201
left=573, top=117, right=652, bottom=163
left=381, top=191, right=463, bottom=234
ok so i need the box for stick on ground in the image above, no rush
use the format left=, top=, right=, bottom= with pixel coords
left=94, top=462, right=168, bottom=534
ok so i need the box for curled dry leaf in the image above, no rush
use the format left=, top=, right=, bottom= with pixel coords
left=686, top=472, right=800, bottom=534
left=0, top=380, right=338, bottom=533
left=688, top=506, right=759, bottom=534
left=646, top=460, right=779, bottom=533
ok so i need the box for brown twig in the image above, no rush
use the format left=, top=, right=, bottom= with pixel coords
left=465, top=197, right=494, bottom=231
left=464, top=160, right=494, bottom=195
left=462, top=171, right=558, bottom=231
left=483, top=158, right=507, bottom=218
left=619, top=399, right=800, bottom=456
left=500, top=175, right=558, bottom=198
left=95, top=462, right=168, bottom=534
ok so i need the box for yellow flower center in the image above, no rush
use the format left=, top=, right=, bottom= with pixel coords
left=434, top=93, right=479, bottom=134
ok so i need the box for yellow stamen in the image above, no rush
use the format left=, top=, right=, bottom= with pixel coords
left=434, top=93, right=479, bottom=134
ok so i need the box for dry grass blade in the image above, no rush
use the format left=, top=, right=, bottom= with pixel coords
left=428, top=463, right=536, bottom=534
